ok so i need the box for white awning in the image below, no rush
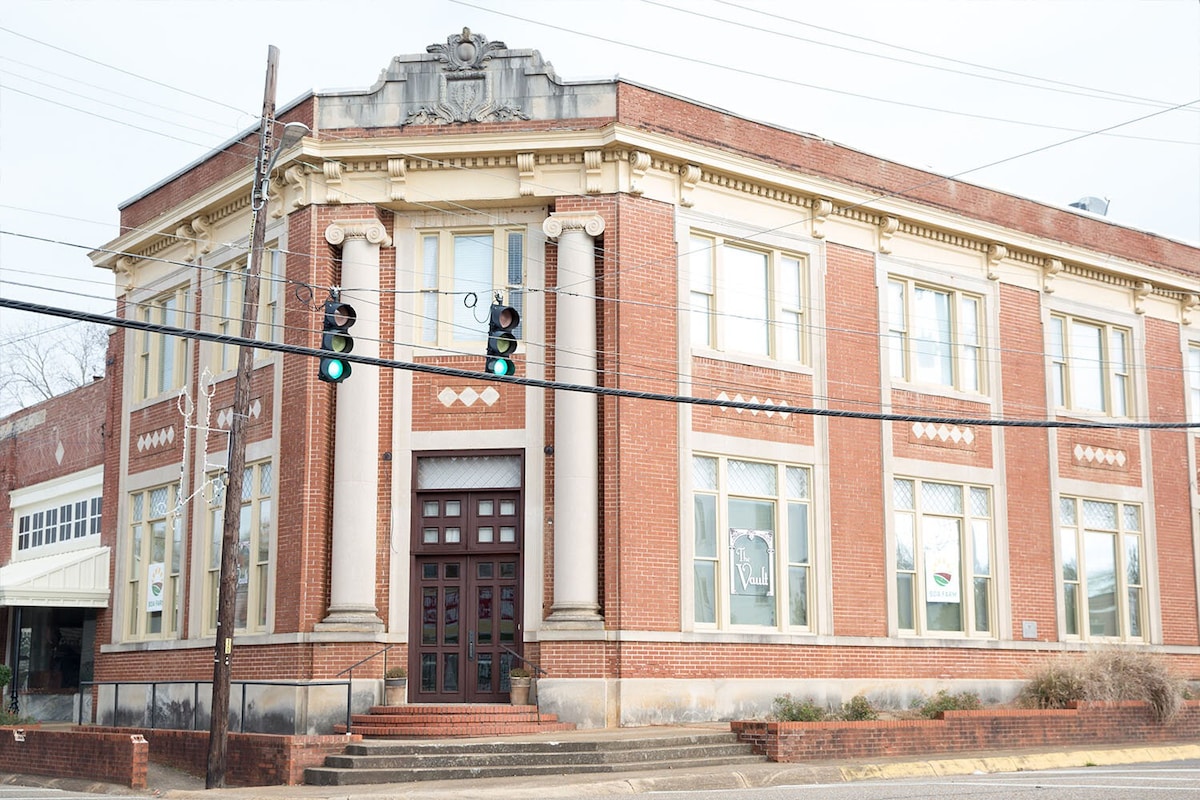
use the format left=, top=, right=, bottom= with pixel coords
left=0, top=546, right=110, bottom=608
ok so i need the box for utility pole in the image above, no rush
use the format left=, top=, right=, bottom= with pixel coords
left=207, top=44, right=278, bottom=790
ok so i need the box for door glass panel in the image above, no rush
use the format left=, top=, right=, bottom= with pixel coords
left=423, top=528, right=438, bottom=544
left=477, top=653, right=493, bottom=692
left=445, top=501, right=461, bottom=516
left=422, top=588, right=438, bottom=644
left=446, top=527, right=461, bottom=543
left=422, top=563, right=437, bottom=579
left=478, top=562, right=494, bottom=579
left=500, top=562, right=516, bottom=579
left=500, top=500, right=516, bottom=515
left=500, top=586, right=516, bottom=642
left=443, top=653, right=458, bottom=691
left=423, top=501, right=439, bottom=517
left=478, top=527, right=494, bottom=543
left=479, top=500, right=494, bottom=516
left=500, top=526, right=516, bottom=542
left=444, top=563, right=459, bottom=579
left=444, top=587, right=459, bottom=644
left=478, top=586, right=494, bottom=643
left=421, top=653, right=437, bottom=692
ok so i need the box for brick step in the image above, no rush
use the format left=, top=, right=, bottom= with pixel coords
left=336, top=722, right=578, bottom=738
left=337, top=702, right=574, bottom=739
left=341, top=732, right=744, bottom=756
left=324, top=741, right=760, bottom=769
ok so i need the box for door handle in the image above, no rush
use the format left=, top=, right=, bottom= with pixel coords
left=468, top=630, right=475, bottom=661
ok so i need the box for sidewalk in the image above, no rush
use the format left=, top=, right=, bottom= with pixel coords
left=4, top=729, right=1199, bottom=799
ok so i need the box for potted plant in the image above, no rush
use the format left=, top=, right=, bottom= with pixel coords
left=508, top=667, right=532, bottom=706
left=383, top=665, right=407, bottom=706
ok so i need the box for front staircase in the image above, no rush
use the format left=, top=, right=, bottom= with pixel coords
left=311, top=705, right=766, bottom=786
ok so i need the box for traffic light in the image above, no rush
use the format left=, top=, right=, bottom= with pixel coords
left=319, top=299, right=355, bottom=383
left=485, top=303, right=520, bottom=377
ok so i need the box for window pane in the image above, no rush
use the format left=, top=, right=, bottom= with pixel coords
left=452, top=235, right=493, bottom=342
left=723, top=246, right=769, bottom=356
left=923, top=517, right=962, bottom=632
left=1061, top=528, right=1078, bottom=581
left=729, top=498, right=773, bottom=530
left=893, top=479, right=914, bottom=511
left=1123, top=504, right=1141, bottom=532
left=970, top=487, right=990, bottom=518
left=972, top=519, right=990, bottom=574
left=887, top=280, right=906, bottom=379
left=788, top=565, right=808, bottom=627
left=694, top=562, right=716, bottom=624
left=787, top=502, right=809, bottom=564
left=895, top=514, right=915, bottom=571
left=1059, top=497, right=1076, bottom=525
left=1070, top=321, right=1105, bottom=411
left=1083, top=500, right=1117, bottom=529
left=1125, top=533, right=1142, bottom=585
left=692, top=456, right=717, bottom=491
left=728, top=460, right=775, bottom=496
left=785, top=466, right=809, bottom=500
left=1084, top=531, right=1118, bottom=637
left=912, top=286, right=952, bottom=385
left=974, top=577, right=991, bottom=633
left=1064, top=584, right=1079, bottom=636
left=694, top=495, right=717, bottom=558
left=897, top=573, right=915, bottom=630
left=921, top=481, right=962, bottom=515
left=689, top=236, right=713, bottom=348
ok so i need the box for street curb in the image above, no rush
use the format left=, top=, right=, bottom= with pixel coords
left=837, top=744, right=1200, bottom=782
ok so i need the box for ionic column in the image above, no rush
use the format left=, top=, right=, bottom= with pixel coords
left=316, top=219, right=391, bottom=632
left=542, top=212, right=605, bottom=627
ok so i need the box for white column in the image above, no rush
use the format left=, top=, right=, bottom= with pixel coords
left=316, top=219, right=391, bottom=631
left=542, top=212, right=605, bottom=627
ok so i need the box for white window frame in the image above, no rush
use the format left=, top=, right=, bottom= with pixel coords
left=886, top=277, right=984, bottom=394
left=125, top=483, right=184, bottom=641
left=418, top=228, right=525, bottom=351
left=1059, top=495, right=1146, bottom=642
left=1186, top=343, right=1200, bottom=421
left=691, top=454, right=813, bottom=632
left=133, top=285, right=190, bottom=402
left=1048, top=313, right=1133, bottom=417
left=687, top=233, right=807, bottom=364
left=892, top=477, right=995, bottom=638
left=210, top=247, right=283, bottom=374
left=204, top=459, right=274, bottom=634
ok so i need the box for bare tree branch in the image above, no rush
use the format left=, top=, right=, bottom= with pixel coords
left=0, top=322, right=109, bottom=414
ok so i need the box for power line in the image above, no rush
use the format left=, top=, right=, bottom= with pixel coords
left=3, top=293, right=1196, bottom=432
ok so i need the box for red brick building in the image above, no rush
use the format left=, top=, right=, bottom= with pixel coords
left=86, top=29, right=1199, bottom=731
left=0, top=377, right=109, bottom=721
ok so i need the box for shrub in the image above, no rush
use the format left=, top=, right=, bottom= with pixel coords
left=1020, top=649, right=1185, bottom=723
left=0, top=665, right=11, bottom=689
left=771, top=693, right=826, bottom=722
left=835, top=694, right=879, bottom=721
left=384, top=666, right=407, bottom=680
left=916, top=689, right=981, bottom=718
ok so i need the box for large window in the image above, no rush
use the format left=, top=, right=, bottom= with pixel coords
left=134, top=286, right=189, bottom=401
left=1049, top=314, right=1132, bottom=416
left=893, top=478, right=994, bottom=637
left=211, top=248, right=283, bottom=372
left=688, top=235, right=806, bottom=362
left=205, top=460, right=274, bottom=633
left=1059, top=496, right=1145, bottom=641
left=692, top=455, right=812, bottom=630
left=1187, top=344, right=1200, bottom=420
left=419, top=229, right=524, bottom=349
left=887, top=278, right=983, bottom=392
left=125, top=484, right=183, bottom=639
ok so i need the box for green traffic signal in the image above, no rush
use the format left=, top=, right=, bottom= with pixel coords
left=485, top=302, right=520, bottom=377
left=319, top=300, right=355, bottom=383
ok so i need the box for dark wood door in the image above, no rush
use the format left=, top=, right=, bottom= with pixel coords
left=411, top=490, right=522, bottom=703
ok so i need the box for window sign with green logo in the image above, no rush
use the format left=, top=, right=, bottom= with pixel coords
left=146, top=562, right=165, bottom=613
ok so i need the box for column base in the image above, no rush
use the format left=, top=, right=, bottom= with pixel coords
left=315, top=608, right=384, bottom=633
left=544, top=603, right=604, bottom=630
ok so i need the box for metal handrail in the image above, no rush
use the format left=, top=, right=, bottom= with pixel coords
left=500, top=644, right=546, bottom=677
left=334, top=645, right=395, bottom=733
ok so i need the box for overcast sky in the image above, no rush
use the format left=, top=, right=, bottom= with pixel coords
left=1, top=0, right=1198, bottom=340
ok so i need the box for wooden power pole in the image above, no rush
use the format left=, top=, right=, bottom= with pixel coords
left=206, top=44, right=278, bottom=789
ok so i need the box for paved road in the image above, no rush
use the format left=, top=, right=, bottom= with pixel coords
left=0, top=789, right=113, bottom=800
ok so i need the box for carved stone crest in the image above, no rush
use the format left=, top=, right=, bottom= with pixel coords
left=405, top=28, right=530, bottom=126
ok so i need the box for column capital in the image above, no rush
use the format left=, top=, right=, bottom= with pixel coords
left=325, top=219, right=392, bottom=248
left=542, top=212, right=605, bottom=240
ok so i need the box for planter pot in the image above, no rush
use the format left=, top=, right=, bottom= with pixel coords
left=384, top=678, right=407, bottom=705
left=509, top=676, right=532, bottom=705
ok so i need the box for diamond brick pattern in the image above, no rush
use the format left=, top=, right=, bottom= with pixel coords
left=910, top=422, right=974, bottom=445
left=714, top=392, right=791, bottom=418
left=438, top=386, right=501, bottom=408
left=136, top=426, right=176, bottom=453
left=1072, top=443, right=1128, bottom=468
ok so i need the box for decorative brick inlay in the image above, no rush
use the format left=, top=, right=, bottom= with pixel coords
left=909, top=422, right=975, bottom=448
left=715, top=392, right=792, bottom=419
left=1073, top=443, right=1127, bottom=469
left=437, top=386, right=501, bottom=408
left=136, top=426, right=176, bottom=452
left=216, top=398, right=263, bottom=430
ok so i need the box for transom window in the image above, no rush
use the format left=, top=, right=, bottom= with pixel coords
left=205, top=460, right=274, bottom=633
left=419, top=229, right=524, bottom=350
left=17, top=496, right=101, bottom=552
left=125, top=484, right=183, bottom=640
left=134, top=286, right=190, bottom=402
left=893, top=478, right=994, bottom=637
left=1059, top=496, right=1145, bottom=641
left=887, top=278, right=983, bottom=392
left=688, top=235, right=806, bottom=362
left=692, top=455, right=812, bottom=630
left=1049, top=314, right=1132, bottom=417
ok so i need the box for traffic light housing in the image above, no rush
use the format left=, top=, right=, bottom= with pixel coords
left=485, top=303, right=520, bottom=377
left=319, top=300, right=355, bottom=383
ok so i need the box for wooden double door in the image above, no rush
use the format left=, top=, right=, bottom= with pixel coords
left=410, top=489, right=523, bottom=703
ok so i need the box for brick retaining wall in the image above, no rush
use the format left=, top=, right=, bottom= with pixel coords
left=0, top=727, right=148, bottom=789
left=732, top=701, right=1200, bottom=762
